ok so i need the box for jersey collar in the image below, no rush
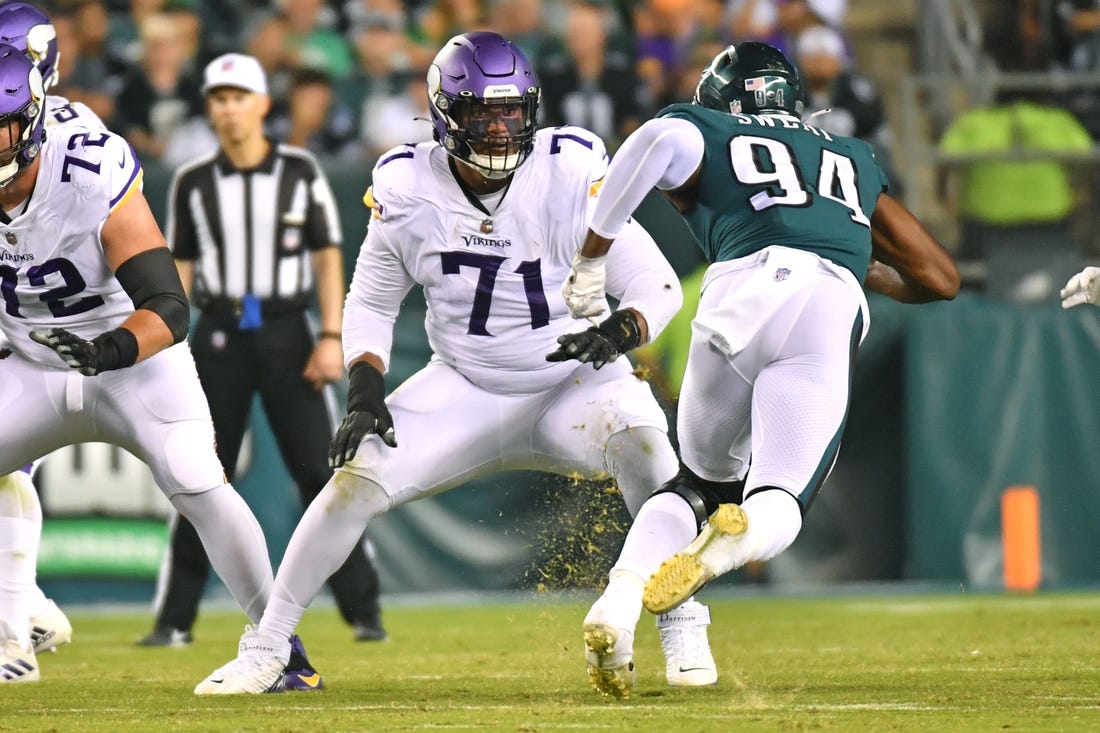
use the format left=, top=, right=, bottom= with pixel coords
left=215, top=138, right=279, bottom=176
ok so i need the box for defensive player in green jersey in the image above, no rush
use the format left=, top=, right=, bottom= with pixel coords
left=551, top=41, right=960, bottom=697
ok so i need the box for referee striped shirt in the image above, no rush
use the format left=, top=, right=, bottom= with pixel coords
left=166, top=141, right=342, bottom=302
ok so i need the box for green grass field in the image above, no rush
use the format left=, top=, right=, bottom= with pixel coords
left=2, top=590, right=1098, bottom=732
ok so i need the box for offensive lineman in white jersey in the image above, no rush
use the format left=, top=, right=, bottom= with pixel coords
left=0, top=0, right=103, bottom=677
left=195, top=31, right=710, bottom=698
left=0, top=46, right=327, bottom=686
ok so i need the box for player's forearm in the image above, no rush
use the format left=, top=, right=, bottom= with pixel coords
left=341, top=227, right=413, bottom=371
left=312, top=246, right=346, bottom=334
left=117, top=309, right=175, bottom=362
left=347, top=352, right=386, bottom=375
left=605, top=220, right=683, bottom=343
left=870, top=194, right=960, bottom=302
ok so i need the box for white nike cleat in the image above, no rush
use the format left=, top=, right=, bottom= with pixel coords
left=29, top=600, right=72, bottom=654
left=0, top=621, right=39, bottom=684
left=657, top=600, right=717, bottom=686
left=582, top=595, right=636, bottom=698
left=194, top=626, right=289, bottom=695
left=644, top=503, right=749, bottom=614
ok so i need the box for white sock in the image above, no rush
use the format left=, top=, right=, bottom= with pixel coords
left=170, top=484, right=273, bottom=624
left=26, top=586, right=49, bottom=619
left=592, top=569, right=645, bottom=630
left=259, top=474, right=391, bottom=640
left=0, top=471, right=43, bottom=649
left=611, top=492, right=698, bottom=581
left=740, top=489, right=803, bottom=564
left=0, top=518, right=37, bottom=649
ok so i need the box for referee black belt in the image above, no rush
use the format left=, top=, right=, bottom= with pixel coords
left=197, top=295, right=308, bottom=319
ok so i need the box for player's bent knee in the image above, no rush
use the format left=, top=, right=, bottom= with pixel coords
left=155, top=421, right=228, bottom=498
left=604, top=426, right=677, bottom=514
left=322, top=469, right=393, bottom=520
left=650, top=462, right=747, bottom=531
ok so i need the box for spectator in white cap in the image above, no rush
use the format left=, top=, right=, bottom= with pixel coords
left=796, top=24, right=902, bottom=195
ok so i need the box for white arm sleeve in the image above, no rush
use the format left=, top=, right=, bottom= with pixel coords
left=589, top=117, right=706, bottom=240
left=604, top=217, right=684, bottom=344
left=341, top=222, right=415, bottom=372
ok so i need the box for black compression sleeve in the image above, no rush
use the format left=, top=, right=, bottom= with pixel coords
left=113, top=247, right=191, bottom=343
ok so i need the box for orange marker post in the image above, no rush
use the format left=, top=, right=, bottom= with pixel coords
left=1001, top=486, right=1041, bottom=592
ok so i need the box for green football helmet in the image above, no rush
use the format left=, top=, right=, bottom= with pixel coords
left=693, top=42, right=804, bottom=118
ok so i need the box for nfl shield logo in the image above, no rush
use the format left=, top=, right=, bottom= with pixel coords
left=774, top=267, right=791, bottom=282
left=3, top=231, right=15, bottom=245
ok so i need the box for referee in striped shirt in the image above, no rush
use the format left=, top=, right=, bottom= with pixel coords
left=139, top=53, right=385, bottom=646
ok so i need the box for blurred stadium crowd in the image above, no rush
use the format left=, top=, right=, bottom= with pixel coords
left=42, top=0, right=877, bottom=167
left=33, top=0, right=1100, bottom=293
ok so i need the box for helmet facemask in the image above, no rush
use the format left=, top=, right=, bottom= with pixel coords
left=427, top=32, right=541, bottom=180
left=433, top=83, right=538, bottom=178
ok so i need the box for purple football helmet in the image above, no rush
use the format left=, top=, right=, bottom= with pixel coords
left=0, top=43, right=45, bottom=188
left=0, top=2, right=58, bottom=90
left=427, top=31, right=540, bottom=179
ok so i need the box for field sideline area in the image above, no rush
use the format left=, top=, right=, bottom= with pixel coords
left=2, top=590, right=1098, bottom=732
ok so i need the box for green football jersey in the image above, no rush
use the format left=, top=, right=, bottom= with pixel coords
left=658, top=103, right=889, bottom=283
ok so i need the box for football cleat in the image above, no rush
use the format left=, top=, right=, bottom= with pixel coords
left=193, top=625, right=289, bottom=695
left=281, top=634, right=324, bottom=691
left=136, top=626, right=193, bottom=648
left=656, top=600, right=717, bottom=687
left=582, top=596, right=635, bottom=699
left=0, top=621, right=39, bottom=684
left=643, top=503, right=748, bottom=614
left=29, top=599, right=72, bottom=654
left=352, top=618, right=387, bottom=642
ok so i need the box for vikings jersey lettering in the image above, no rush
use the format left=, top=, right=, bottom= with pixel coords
left=0, top=125, right=144, bottom=364
left=345, top=125, right=679, bottom=395
left=45, top=94, right=107, bottom=130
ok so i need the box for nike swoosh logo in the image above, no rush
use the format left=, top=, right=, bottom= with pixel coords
left=210, top=678, right=224, bottom=684
left=678, top=667, right=709, bottom=673
left=295, top=673, right=321, bottom=687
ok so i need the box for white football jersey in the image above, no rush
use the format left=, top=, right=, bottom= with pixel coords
left=0, top=124, right=144, bottom=364
left=345, top=125, right=682, bottom=395
left=44, top=94, right=107, bottom=131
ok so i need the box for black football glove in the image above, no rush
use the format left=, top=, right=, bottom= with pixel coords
left=329, top=362, right=397, bottom=468
left=29, top=327, right=138, bottom=376
left=546, top=309, right=642, bottom=370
